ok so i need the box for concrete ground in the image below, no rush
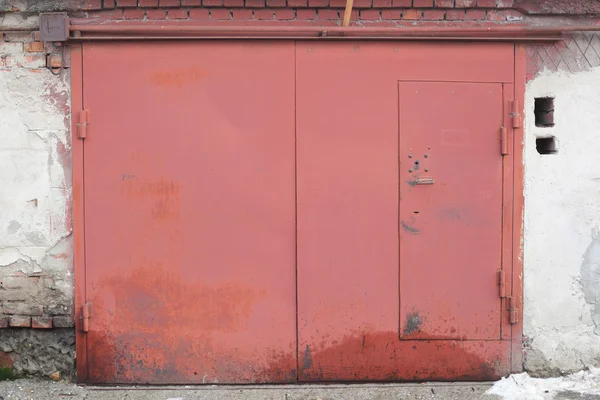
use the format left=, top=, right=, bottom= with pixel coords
left=0, top=379, right=501, bottom=400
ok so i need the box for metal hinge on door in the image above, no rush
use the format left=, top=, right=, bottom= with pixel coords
left=79, top=302, right=92, bottom=333
left=77, top=109, right=89, bottom=139
left=497, top=269, right=507, bottom=298
left=498, top=270, right=518, bottom=324
left=510, top=100, right=522, bottom=129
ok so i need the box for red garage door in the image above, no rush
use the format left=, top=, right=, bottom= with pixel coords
left=76, top=41, right=517, bottom=384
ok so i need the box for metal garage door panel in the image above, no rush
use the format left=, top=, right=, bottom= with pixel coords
left=82, top=42, right=296, bottom=384
left=296, top=42, right=511, bottom=382
left=398, top=82, right=504, bottom=340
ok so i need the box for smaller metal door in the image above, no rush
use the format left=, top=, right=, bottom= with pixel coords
left=399, top=81, right=504, bottom=340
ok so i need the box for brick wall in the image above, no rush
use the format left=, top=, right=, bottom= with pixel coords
left=75, top=0, right=584, bottom=24
left=77, top=0, right=526, bottom=23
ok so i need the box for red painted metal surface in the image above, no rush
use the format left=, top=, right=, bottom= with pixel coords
left=76, top=40, right=522, bottom=384
left=398, top=82, right=504, bottom=340
left=82, top=42, right=297, bottom=384
left=296, top=42, right=513, bottom=381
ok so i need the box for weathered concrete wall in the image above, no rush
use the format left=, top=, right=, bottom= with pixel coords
left=523, top=64, right=600, bottom=376
left=0, top=29, right=74, bottom=378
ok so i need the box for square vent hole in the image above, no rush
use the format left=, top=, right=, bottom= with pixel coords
left=536, top=136, right=558, bottom=155
left=535, top=97, right=555, bottom=127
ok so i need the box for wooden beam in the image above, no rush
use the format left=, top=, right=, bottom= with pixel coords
left=342, top=0, right=354, bottom=27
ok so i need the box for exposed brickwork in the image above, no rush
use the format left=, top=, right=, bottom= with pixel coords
left=0, top=273, right=71, bottom=331
left=51, top=0, right=597, bottom=24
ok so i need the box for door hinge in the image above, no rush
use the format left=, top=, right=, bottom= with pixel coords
left=501, top=126, right=509, bottom=155
left=77, top=109, right=89, bottom=140
left=510, top=100, right=522, bottom=129
left=79, top=302, right=92, bottom=333
left=497, top=269, right=507, bottom=298
left=507, top=296, right=518, bottom=325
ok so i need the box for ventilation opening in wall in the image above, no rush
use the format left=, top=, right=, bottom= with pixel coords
left=534, top=97, right=555, bottom=127
left=536, top=137, right=558, bottom=155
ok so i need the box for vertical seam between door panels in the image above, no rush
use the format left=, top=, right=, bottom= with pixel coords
left=397, top=81, right=402, bottom=339
left=81, top=43, right=89, bottom=382
left=294, top=40, right=299, bottom=382
left=500, top=82, right=506, bottom=341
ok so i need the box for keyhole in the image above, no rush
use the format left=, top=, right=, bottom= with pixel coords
left=414, top=160, right=420, bottom=170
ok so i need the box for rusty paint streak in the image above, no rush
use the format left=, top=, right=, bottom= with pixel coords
left=148, top=68, right=209, bottom=89
left=299, top=330, right=507, bottom=382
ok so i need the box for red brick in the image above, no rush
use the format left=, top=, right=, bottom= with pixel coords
left=81, top=0, right=103, bottom=9
left=124, top=8, right=145, bottom=19
left=203, top=0, right=223, bottom=5
left=455, top=0, right=474, bottom=6
left=373, top=0, right=392, bottom=7
left=465, top=8, right=486, bottom=18
left=103, top=0, right=116, bottom=7
left=413, top=0, right=433, bottom=6
left=168, top=8, right=189, bottom=18
left=360, top=9, right=380, bottom=19
left=487, top=9, right=521, bottom=20
left=190, top=8, right=210, bottom=18
left=353, top=0, right=371, bottom=7
left=23, top=41, right=43, bottom=52
left=32, top=31, right=41, bottom=41
left=446, top=9, right=465, bottom=19
left=9, top=316, right=31, bottom=328
left=318, top=9, right=339, bottom=19
left=329, top=0, right=345, bottom=7
left=32, top=317, right=53, bottom=329
left=402, top=9, right=421, bottom=19
left=476, top=0, right=496, bottom=6
left=392, top=0, right=411, bottom=6
left=254, top=8, right=274, bottom=19
left=139, top=0, right=159, bottom=5
left=267, top=0, right=286, bottom=6
left=116, top=0, right=138, bottom=6
left=146, top=9, right=167, bottom=18
left=288, top=0, right=308, bottom=6
left=210, top=8, right=231, bottom=18
left=159, top=0, right=181, bottom=6
left=87, top=9, right=124, bottom=19
left=423, top=9, right=445, bottom=19
left=276, top=9, right=296, bottom=19
left=0, top=316, right=8, bottom=328
left=434, top=0, right=454, bottom=6
left=232, top=8, right=253, bottom=18
left=181, top=0, right=201, bottom=4
left=297, top=9, right=316, bottom=18
left=381, top=9, right=401, bottom=19
left=309, top=0, right=328, bottom=6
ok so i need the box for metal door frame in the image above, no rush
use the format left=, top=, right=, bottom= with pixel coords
left=70, top=41, right=526, bottom=383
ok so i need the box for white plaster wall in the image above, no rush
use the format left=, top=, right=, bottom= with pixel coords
left=0, top=61, right=73, bottom=316
left=524, top=66, right=600, bottom=376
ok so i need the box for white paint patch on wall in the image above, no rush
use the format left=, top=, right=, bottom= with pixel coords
left=524, top=66, right=600, bottom=376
